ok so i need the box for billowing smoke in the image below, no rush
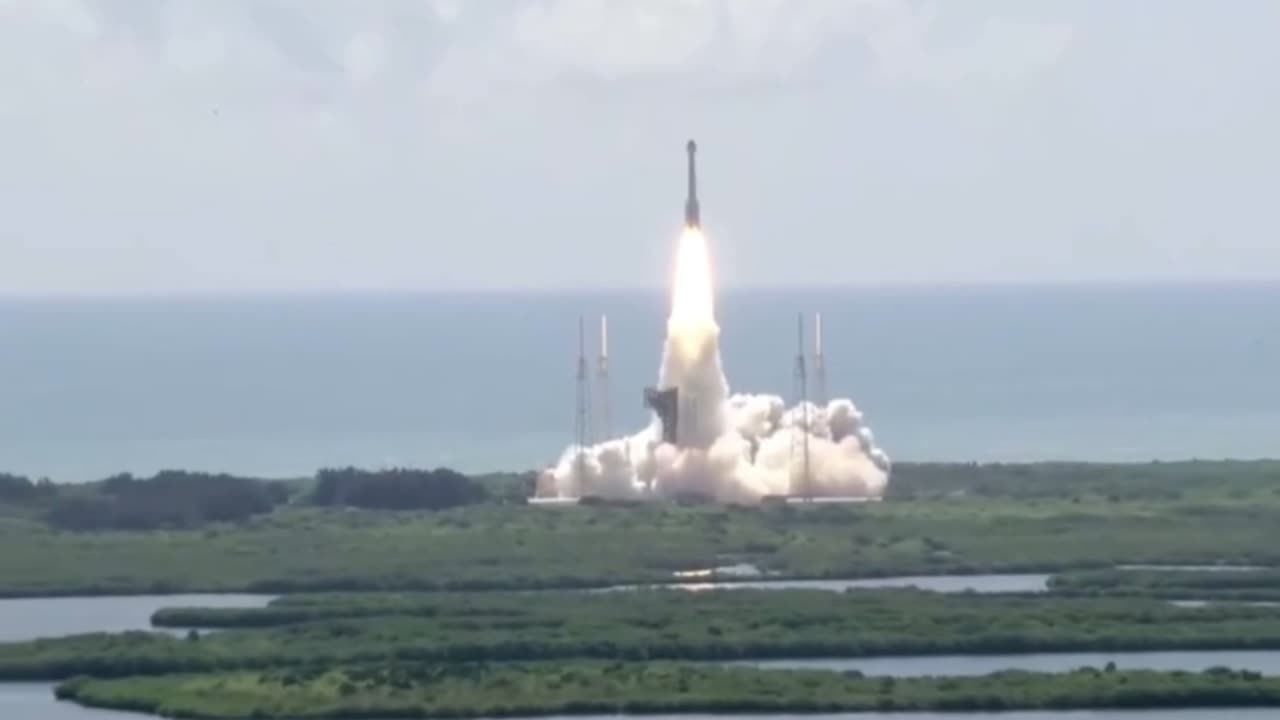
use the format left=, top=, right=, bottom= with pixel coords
left=537, top=228, right=890, bottom=503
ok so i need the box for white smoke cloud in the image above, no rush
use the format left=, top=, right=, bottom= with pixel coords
left=537, top=228, right=890, bottom=504
left=539, top=394, right=891, bottom=504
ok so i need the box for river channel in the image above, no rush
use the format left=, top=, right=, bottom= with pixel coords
left=610, top=573, right=1050, bottom=593
left=4, top=580, right=1280, bottom=719
left=0, top=593, right=274, bottom=643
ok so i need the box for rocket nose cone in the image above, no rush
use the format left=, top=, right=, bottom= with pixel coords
left=686, top=139, right=696, bottom=154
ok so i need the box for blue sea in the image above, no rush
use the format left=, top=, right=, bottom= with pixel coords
left=0, top=284, right=1277, bottom=482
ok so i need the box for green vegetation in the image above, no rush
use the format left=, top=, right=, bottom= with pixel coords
left=888, top=459, right=1280, bottom=502
left=0, top=467, right=515, bottom=535
left=311, top=467, right=495, bottom=511
left=1051, top=568, right=1280, bottom=602
left=0, top=473, right=58, bottom=503
left=56, top=662, right=1280, bottom=719
left=10, top=589, right=1280, bottom=681
left=2, top=459, right=1279, bottom=596
left=44, top=471, right=290, bottom=532
left=3, top=460, right=1280, bottom=716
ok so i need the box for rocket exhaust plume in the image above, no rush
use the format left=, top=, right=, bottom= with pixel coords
left=538, top=140, right=890, bottom=503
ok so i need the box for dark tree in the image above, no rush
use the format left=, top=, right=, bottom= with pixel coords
left=45, top=471, right=286, bottom=531
left=311, top=467, right=487, bottom=511
left=0, top=473, right=56, bottom=504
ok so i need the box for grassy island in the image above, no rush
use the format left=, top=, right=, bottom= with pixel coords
left=9, top=589, right=1280, bottom=681
left=2, top=460, right=1280, bottom=718
left=57, top=662, right=1280, bottom=719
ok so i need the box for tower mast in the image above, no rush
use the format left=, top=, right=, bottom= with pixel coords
left=791, top=313, right=811, bottom=500
left=596, top=314, right=611, bottom=442
left=813, top=311, right=827, bottom=407
left=573, top=315, right=591, bottom=495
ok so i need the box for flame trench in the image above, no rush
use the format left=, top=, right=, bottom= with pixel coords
left=538, top=227, right=890, bottom=503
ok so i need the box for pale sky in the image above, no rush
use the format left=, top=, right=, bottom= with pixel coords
left=1, top=0, right=1277, bottom=294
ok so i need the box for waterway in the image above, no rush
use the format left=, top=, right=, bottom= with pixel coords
left=1, top=683, right=149, bottom=719
left=616, top=573, right=1050, bottom=593
left=1170, top=599, right=1279, bottom=608
left=6, top=584, right=1280, bottom=719
left=0, top=594, right=274, bottom=643
left=642, top=564, right=1274, bottom=594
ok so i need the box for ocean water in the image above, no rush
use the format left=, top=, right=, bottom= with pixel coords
left=0, top=284, right=1277, bottom=482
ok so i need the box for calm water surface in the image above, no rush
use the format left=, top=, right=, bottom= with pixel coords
left=0, top=594, right=274, bottom=643
left=3, top=285, right=1279, bottom=480
left=4, top=584, right=1279, bottom=719
left=617, top=573, right=1049, bottom=593
left=1, top=684, right=150, bottom=719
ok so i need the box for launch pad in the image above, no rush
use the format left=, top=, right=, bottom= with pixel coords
left=529, top=493, right=882, bottom=508
left=527, top=496, right=583, bottom=507
left=534, top=138, right=890, bottom=504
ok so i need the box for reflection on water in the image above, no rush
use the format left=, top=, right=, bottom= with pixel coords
left=743, top=649, right=1280, bottom=677
left=0, top=594, right=274, bottom=643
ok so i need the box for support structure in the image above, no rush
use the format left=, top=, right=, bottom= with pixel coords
left=680, top=389, right=700, bottom=448
left=644, top=386, right=679, bottom=445
left=813, top=311, right=827, bottom=407
left=791, top=313, right=811, bottom=500
left=573, top=316, right=591, bottom=494
left=595, top=314, right=610, bottom=443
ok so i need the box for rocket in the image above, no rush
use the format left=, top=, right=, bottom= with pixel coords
left=684, top=139, right=700, bottom=228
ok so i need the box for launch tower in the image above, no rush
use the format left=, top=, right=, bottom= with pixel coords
left=596, top=315, right=610, bottom=442
left=573, top=316, right=591, bottom=494
left=791, top=313, right=811, bottom=500
left=813, top=312, right=827, bottom=406
left=644, top=386, right=679, bottom=445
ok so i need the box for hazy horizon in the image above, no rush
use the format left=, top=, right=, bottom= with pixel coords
left=3, top=276, right=1279, bottom=301
left=3, top=284, right=1277, bottom=481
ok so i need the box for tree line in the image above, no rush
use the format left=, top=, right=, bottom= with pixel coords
left=887, top=459, right=1280, bottom=501
left=0, top=466, right=519, bottom=532
left=0, top=473, right=57, bottom=506
left=53, top=660, right=1280, bottom=719
left=312, top=467, right=487, bottom=510
left=44, top=471, right=289, bottom=531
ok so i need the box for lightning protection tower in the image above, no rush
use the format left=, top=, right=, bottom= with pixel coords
left=595, top=314, right=610, bottom=443
left=573, top=315, right=591, bottom=495
left=813, top=312, right=827, bottom=407
left=791, top=312, right=811, bottom=501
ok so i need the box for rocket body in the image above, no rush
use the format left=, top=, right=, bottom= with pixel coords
left=684, top=139, right=700, bottom=228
